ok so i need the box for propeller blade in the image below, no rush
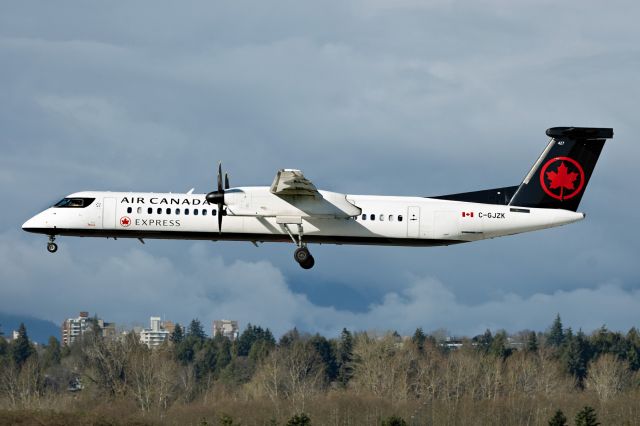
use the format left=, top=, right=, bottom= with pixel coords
left=217, top=203, right=223, bottom=232
left=217, top=162, right=223, bottom=192
left=225, top=173, right=230, bottom=190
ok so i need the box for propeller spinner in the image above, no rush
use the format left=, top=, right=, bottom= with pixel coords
left=206, top=163, right=229, bottom=232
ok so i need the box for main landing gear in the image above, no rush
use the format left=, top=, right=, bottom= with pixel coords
left=282, top=222, right=315, bottom=269
left=47, top=236, right=58, bottom=253
left=294, top=246, right=315, bottom=269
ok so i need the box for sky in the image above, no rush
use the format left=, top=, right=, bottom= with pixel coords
left=1, top=0, right=639, bottom=338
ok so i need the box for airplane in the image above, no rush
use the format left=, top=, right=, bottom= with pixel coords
left=22, top=127, right=613, bottom=269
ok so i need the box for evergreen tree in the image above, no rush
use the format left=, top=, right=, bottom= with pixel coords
left=337, top=328, right=354, bottom=386
left=309, top=333, right=338, bottom=381
left=562, top=330, right=590, bottom=386
left=248, top=339, right=272, bottom=364
left=188, top=319, right=207, bottom=340
left=194, top=339, right=219, bottom=379
left=526, top=331, right=539, bottom=353
left=575, top=406, right=599, bottom=426
left=0, top=336, right=8, bottom=359
left=219, top=414, right=235, bottom=425
left=489, top=330, right=513, bottom=359
left=548, top=410, right=567, bottom=426
left=547, top=314, right=564, bottom=347
left=237, top=324, right=275, bottom=356
left=286, top=413, right=311, bottom=426
left=176, top=337, right=197, bottom=364
left=626, top=327, right=640, bottom=370
left=279, top=327, right=301, bottom=347
left=11, top=323, right=34, bottom=367
left=216, top=337, right=232, bottom=371
left=170, top=323, right=184, bottom=343
left=42, top=336, right=62, bottom=367
left=381, top=415, right=408, bottom=426
left=476, top=329, right=494, bottom=354
left=411, top=327, right=427, bottom=351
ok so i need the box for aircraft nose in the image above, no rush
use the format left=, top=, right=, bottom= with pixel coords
left=22, top=212, right=48, bottom=234
left=22, top=216, right=38, bottom=232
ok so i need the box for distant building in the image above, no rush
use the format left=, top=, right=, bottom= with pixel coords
left=61, top=311, right=115, bottom=345
left=212, top=320, right=239, bottom=341
left=162, top=320, right=176, bottom=335
left=139, top=316, right=170, bottom=348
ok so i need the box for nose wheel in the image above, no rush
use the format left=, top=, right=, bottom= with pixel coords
left=47, top=236, right=58, bottom=253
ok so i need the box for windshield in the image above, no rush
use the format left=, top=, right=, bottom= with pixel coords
left=53, top=198, right=95, bottom=208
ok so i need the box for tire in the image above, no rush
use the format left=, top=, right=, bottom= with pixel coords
left=300, top=255, right=315, bottom=269
left=294, top=247, right=310, bottom=263
left=47, top=242, right=58, bottom=253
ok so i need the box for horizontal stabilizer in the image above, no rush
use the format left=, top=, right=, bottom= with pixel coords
left=430, top=186, right=519, bottom=205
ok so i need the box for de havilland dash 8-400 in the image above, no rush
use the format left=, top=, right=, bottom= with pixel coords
left=23, top=127, right=613, bottom=269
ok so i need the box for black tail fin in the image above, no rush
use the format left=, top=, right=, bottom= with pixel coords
left=509, top=127, right=613, bottom=211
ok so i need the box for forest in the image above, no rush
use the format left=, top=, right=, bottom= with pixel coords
left=1, top=315, right=639, bottom=425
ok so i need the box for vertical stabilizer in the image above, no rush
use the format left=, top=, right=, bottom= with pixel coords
left=509, top=127, right=613, bottom=211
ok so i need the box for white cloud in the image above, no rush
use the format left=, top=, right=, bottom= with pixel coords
left=1, top=232, right=637, bottom=337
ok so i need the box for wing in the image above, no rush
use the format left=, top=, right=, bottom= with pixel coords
left=270, top=169, right=321, bottom=197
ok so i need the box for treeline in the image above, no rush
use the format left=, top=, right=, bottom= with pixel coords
left=0, top=315, right=639, bottom=425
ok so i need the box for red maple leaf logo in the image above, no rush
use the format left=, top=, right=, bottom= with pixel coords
left=546, top=162, right=578, bottom=196
left=539, top=157, right=585, bottom=201
left=120, top=217, right=131, bottom=227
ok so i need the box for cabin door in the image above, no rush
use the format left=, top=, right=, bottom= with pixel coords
left=407, top=206, right=420, bottom=238
left=102, top=197, right=117, bottom=229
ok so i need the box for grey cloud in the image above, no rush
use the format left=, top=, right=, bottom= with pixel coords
left=1, top=232, right=637, bottom=337
left=1, top=1, right=639, bottom=333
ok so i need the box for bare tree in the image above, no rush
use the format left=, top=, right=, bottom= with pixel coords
left=250, top=347, right=284, bottom=416
left=0, top=357, right=44, bottom=408
left=281, top=341, right=325, bottom=412
left=586, top=354, right=628, bottom=402
left=127, top=345, right=177, bottom=412
left=80, top=333, right=136, bottom=397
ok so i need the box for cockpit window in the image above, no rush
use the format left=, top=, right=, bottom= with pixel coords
left=53, top=198, right=95, bottom=208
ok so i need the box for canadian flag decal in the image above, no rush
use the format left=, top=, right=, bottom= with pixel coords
left=461, top=212, right=474, bottom=218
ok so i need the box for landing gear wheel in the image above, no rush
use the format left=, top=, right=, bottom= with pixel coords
left=300, top=255, right=315, bottom=270
left=294, top=247, right=311, bottom=263
left=47, top=242, right=58, bottom=253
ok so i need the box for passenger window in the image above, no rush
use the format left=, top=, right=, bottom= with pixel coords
left=202, top=209, right=207, bottom=216
left=127, top=207, right=132, bottom=214
left=362, top=214, right=366, bottom=220
left=157, top=208, right=162, bottom=214
left=370, top=214, right=375, bottom=221
left=137, top=207, right=142, bottom=214
left=176, top=208, right=180, bottom=215
left=185, top=208, right=190, bottom=215
left=147, top=207, right=152, bottom=214
left=193, top=209, right=198, bottom=216
left=398, top=215, right=403, bottom=222
left=212, top=209, right=217, bottom=216
left=389, top=215, right=394, bottom=222
left=166, top=208, right=171, bottom=214
left=380, top=214, right=384, bottom=221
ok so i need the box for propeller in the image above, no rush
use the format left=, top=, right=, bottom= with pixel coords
left=206, top=162, right=229, bottom=233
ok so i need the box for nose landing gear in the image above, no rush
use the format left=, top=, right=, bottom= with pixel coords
left=47, top=236, right=58, bottom=253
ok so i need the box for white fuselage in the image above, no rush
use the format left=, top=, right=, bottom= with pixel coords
left=22, top=188, right=585, bottom=247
